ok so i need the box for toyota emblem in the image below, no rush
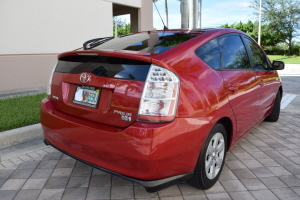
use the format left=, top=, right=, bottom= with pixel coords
left=80, top=73, right=91, bottom=83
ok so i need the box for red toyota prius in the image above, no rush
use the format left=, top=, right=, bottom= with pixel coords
left=41, top=28, right=284, bottom=192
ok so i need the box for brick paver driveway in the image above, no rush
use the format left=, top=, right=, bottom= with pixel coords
left=1, top=111, right=300, bottom=200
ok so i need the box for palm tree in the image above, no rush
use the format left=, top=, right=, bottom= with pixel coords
left=180, top=0, right=202, bottom=29
left=198, top=0, right=202, bottom=28
left=179, top=0, right=189, bottom=29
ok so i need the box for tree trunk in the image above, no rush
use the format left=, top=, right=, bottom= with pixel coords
left=189, top=0, right=198, bottom=30
left=288, top=37, right=293, bottom=56
left=198, top=0, right=202, bottom=29
left=181, top=0, right=188, bottom=29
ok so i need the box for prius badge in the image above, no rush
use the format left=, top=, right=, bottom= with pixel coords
left=114, top=110, right=132, bottom=121
left=80, top=73, right=91, bottom=83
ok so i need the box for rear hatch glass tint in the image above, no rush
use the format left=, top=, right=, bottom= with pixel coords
left=56, top=55, right=151, bottom=81
left=51, top=55, right=151, bottom=127
left=91, top=32, right=197, bottom=54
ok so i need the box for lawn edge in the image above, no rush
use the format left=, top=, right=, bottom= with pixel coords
left=0, top=123, right=43, bottom=150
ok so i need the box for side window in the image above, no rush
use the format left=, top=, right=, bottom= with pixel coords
left=195, top=38, right=220, bottom=70
left=244, top=37, right=269, bottom=70
left=218, top=35, right=251, bottom=70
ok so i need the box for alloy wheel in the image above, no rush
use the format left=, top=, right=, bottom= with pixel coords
left=205, top=132, right=225, bottom=180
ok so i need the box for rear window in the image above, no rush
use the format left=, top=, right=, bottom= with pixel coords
left=55, top=56, right=151, bottom=81
left=219, top=35, right=251, bottom=70
left=195, top=39, right=220, bottom=70
left=92, top=32, right=197, bottom=54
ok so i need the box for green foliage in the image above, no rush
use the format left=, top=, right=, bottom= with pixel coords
left=158, top=34, right=196, bottom=47
left=250, top=0, right=300, bottom=55
left=217, top=20, right=300, bottom=56
left=113, top=17, right=131, bottom=36
left=218, top=20, right=281, bottom=48
left=264, top=46, right=289, bottom=56
left=0, top=93, right=46, bottom=132
left=293, top=43, right=300, bottom=56
left=264, top=42, right=300, bottom=56
left=117, top=23, right=131, bottom=36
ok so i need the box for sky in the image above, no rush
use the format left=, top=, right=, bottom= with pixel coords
left=117, top=0, right=257, bottom=29
left=152, top=0, right=257, bottom=29
left=116, top=0, right=300, bottom=42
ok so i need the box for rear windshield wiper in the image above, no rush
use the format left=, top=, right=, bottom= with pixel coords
left=83, top=36, right=114, bottom=50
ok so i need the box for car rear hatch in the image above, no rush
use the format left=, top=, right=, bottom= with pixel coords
left=49, top=31, right=199, bottom=127
left=50, top=51, right=152, bottom=127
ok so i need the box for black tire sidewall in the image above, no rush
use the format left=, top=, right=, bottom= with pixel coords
left=265, top=91, right=281, bottom=122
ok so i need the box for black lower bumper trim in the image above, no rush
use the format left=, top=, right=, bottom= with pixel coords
left=44, top=139, right=194, bottom=192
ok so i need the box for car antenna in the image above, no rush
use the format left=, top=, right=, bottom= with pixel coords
left=153, top=0, right=168, bottom=31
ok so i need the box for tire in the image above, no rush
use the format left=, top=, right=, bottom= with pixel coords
left=265, top=91, right=281, bottom=122
left=187, top=123, right=227, bottom=189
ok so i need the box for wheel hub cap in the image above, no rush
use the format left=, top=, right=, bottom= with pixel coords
left=205, top=132, right=225, bottom=180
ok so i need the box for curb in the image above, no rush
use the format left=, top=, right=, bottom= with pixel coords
left=0, top=87, right=47, bottom=100
left=0, top=123, right=43, bottom=150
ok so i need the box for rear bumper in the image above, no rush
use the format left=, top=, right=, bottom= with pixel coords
left=41, top=98, right=212, bottom=190
left=44, top=138, right=193, bottom=192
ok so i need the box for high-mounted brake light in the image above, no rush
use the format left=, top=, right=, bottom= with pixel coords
left=138, top=64, right=180, bottom=122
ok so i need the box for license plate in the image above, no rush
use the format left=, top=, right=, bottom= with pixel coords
left=73, top=85, right=101, bottom=108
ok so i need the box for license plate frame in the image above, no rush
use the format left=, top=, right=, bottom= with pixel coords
left=73, top=85, right=101, bottom=108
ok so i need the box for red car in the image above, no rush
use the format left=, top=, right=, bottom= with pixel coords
left=41, top=29, right=284, bottom=192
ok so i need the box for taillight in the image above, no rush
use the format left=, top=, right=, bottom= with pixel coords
left=138, top=64, right=180, bottom=122
left=47, top=63, right=57, bottom=97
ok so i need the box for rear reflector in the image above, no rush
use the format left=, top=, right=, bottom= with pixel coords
left=138, top=64, right=180, bottom=122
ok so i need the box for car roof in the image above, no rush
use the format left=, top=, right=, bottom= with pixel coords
left=61, top=28, right=247, bottom=61
left=142, top=28, right=245, bottom=36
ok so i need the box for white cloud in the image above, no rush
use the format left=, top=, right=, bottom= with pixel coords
left=237, top=1, right=252, bottom=8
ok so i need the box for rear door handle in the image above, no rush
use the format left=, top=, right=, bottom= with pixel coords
left=228, top=86, right=238, bottom=91
left=228, top=83, right=238, bottom=91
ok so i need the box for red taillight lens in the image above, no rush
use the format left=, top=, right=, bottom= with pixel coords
left=47, top=63, right=57, bottom=97
left=138, top=64, right=180, bottom=122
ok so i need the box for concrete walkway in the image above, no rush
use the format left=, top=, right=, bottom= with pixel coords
left=278, top=64, right=300, bottom=77
left=0, top=111, right=300, bottom=200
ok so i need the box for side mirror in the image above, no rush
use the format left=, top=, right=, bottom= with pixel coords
left=271, top=61, right=284, bottom=70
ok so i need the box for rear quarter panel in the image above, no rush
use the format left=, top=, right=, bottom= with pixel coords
left=152, top=30, right=239, bottom=149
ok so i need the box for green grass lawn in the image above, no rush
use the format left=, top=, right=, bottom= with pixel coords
left=0, top=93, right=46, bottom=132
left=268, top=55, right=300, bottom=64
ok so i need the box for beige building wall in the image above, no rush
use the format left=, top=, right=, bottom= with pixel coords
left=0, top=0, right=153, bottom=92
left=140, top=0, right=154, bottom=31
left=110, top=0, right=141, bottom=8
left=113, top=0, right=153, bottom=33
left=0, top=0, right=113, bottom=55
left=0, top=55, right=58, bottom=92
